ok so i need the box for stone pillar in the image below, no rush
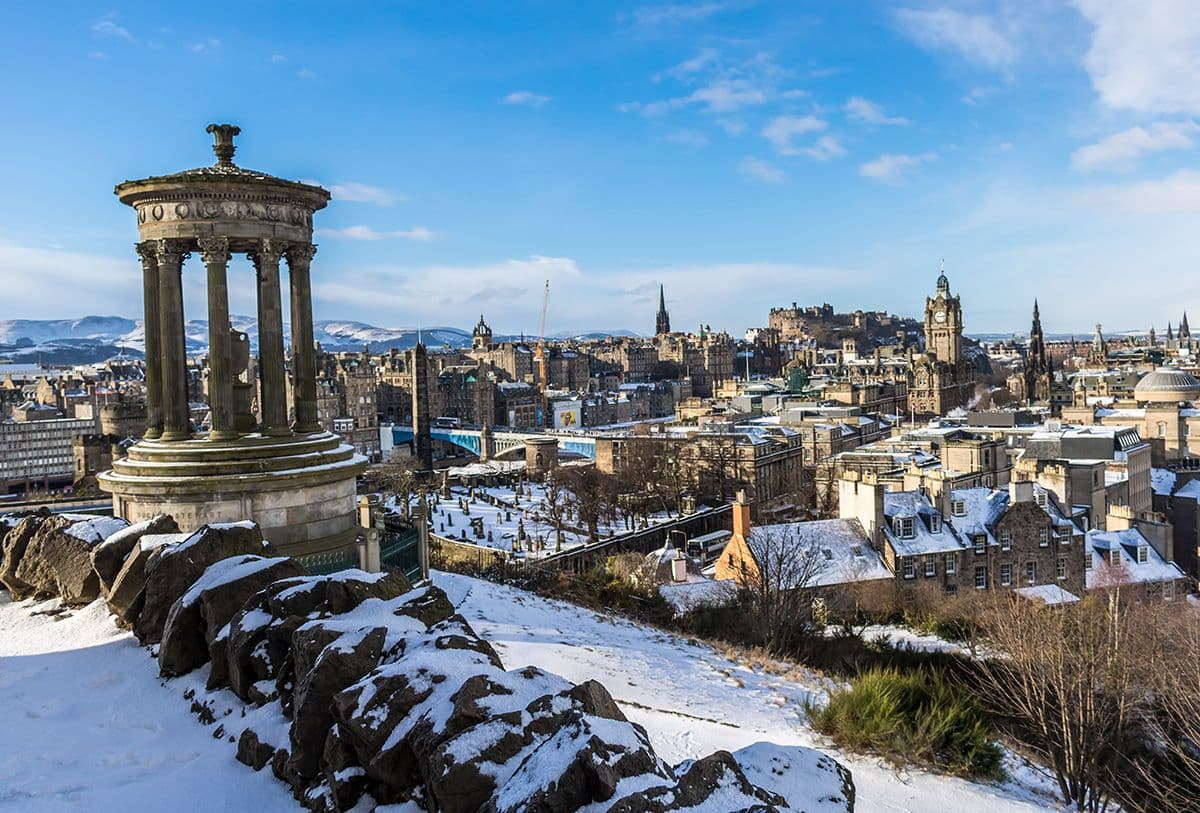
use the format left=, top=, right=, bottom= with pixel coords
left=198, top=237, right=236, bottom=440
left=155, top=239, right=191, bottom=441
left=251, top=239, right=290, bottom=436
left=412, top=343, right=433, bottom=471
left=286, top=243, right=321, bottom=433
left=135, top=241, right=163, bottom=439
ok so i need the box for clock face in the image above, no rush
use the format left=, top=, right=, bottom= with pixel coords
left=934, top=310, right=947, bottom=323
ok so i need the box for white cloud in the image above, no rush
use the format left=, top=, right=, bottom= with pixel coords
left=502, top=90, right=552, bottom=107
left=859, top=152, right=936, bottom=182
left=632, top=2, right=741, bottom=27
left=0, top=239, right=138, bottom=318
left=622, top=51, right=787, bottom=116
left=657, top=48, right=721, bottom=82
left=844, top=96, right=911, bottom=126
left=1074, top=0, right=1200, bottom=115
left=92, top=19, right=135, bottom=42
left=1070, top=121, right=1199, bottom=172
left=894, top=7, right=1017, bottom=72
left=271, top=53, right=287, bottom=63
left=802, top=135, right=847, bottom=161
left=297, top=68, right=317, bottom=80
left=317, top=225, right=439, bottom=241
left=739, top=156, right=787, bottom=184
left=663, top=129, right=709, bottom=148
left=190, top=38, right=221, bottom=53
left=761, top=114, right=826, bottom=154
left=321, top=182, right=405, bottom=206
left=1077, top=169, right=1200, bottom=213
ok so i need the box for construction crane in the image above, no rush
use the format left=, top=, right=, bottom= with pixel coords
left=534, top=279, right=550, bottom=427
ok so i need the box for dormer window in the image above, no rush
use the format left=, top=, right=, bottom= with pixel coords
left=930, top=513, right=942, bottom=533
left=894, top=516, right=915, bottom=538
left=1035, top=492, right=1048, bottom=507
left=1109, top=549, right=1121, bottom=566
left=951, top=499, right=966, bottom=516
left=1137, top=545, right=1148, bottom=564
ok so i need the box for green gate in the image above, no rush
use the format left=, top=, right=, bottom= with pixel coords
left=378, top=514, right=423, bottom=583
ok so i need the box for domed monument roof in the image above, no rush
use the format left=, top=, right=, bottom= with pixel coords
left=1134, top=367, right=1200, bottom=403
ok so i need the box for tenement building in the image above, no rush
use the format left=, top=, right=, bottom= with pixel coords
left=99, top=124, right=366, bottom=569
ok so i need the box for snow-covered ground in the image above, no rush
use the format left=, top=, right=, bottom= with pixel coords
left=435, top=571, right=1068, bottom=813
left=420, top=484, right=673, bottom=560
left=0, top=593, right=296, bottom=812
left=1, top=570, right=1065, bottom=813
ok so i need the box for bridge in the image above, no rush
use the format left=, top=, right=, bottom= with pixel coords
left=388, top=425, right=598, bottom=460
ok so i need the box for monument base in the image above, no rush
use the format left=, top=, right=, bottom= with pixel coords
left=98, top=431, right=367, bottom=569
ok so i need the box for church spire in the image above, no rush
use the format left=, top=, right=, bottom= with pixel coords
left=655, top=283, right=671, bottom=335
left=1181, top=311, right=1191, bottom=339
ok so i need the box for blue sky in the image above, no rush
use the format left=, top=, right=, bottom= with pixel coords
left=2, top=1, right=1200, bottom=337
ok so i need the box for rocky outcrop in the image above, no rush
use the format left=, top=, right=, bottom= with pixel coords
left=135, top=522, right=270, bottom=645
left=0, top=510, right=50, bottom=599
left=159, top=554, right=306, bottom=677
left=106, top=532, right=186, bottom=627
left=91, top=515, right=179, bottom=596
left=13, top=515, right=129, bottom=606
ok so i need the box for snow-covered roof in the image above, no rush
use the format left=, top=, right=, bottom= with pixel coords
left=1152, top=467, right=1177, bottom=497
left=1086, top=528, right=1186, bottom=588
left=747, top=518, right=892, bottom=587
left=1015, top=584, right=1080, bottom=605
left=883, top=492, right=964, bottom=556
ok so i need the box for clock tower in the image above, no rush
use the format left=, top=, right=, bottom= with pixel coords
left=924, top=263, right=962, bottom=368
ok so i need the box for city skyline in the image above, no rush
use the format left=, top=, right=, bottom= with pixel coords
left=3, top=2, right=1200, bottom=334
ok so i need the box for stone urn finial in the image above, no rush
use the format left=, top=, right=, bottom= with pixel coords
left=206, top=123, right=241, bottom=166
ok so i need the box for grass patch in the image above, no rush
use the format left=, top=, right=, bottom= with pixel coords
left=809, top=666, right=1004, bottom=780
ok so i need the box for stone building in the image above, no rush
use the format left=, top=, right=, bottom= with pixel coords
left=909, top=266, right=975, bottom=416
left=1, top=406, right=96, bottom=493
left=314, top=350, right=381, bottom=460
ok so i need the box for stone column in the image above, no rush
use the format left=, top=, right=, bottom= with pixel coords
left=251, top=239, right=290, bottom=436
left=286, top=243, right=321, bottom=433
left=198, top=236, right=236, bottom=440
left=155, top=239, right=191, bottom=441
left=135, top=241, right=163, bottom=439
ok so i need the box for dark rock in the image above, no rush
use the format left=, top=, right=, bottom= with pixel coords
left=390, top=584, right=454, bottom=627
left=236, top=727, right=277, bottom=771
left=91, top=514, right=179, bottom=596
left=15, top=514, right=129, bottom=605
left=326, top=571, right=410, bottom=614
left=159, top=554, right=304, bottom=677
left=288, top=625, right=388, bottom=780
left=135, top=522, right=269, bottom=645
left=106, top=532, right=184, bottom=627
left=0, top=511, right=50, bottom=599
left=607, top=751, right=785, bottom=813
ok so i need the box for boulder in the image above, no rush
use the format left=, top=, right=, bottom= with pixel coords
left=90, top=514, right=179, bottom=595
left=237, top=727, right=277, bottom=772
left=106, top=533, right=186, bottom=627
left=0, top=511, right=50, bottom=599
left=607, top=751, right=786, bottom=813
left=729, top=742, right=855, bottom=813
left=135, top=521, right=269, bottom=645
left=159, top=554, right=305, bottom=677
left=288, top=625, right=388, bottom=780
left=14, top=514, right=129, bottom=605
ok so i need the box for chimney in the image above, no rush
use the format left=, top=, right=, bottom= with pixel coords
left=732, top=488, right=752, bottom=541
left=1009, top=480, right=1035, bottom=503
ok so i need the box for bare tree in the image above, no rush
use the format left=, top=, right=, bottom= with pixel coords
left=973, top=590, right=1155, bottom=813
left=736, top=525, right=828, bottom=653
left=363, top=457, right=420, bottom=521
left=540, top=474, right=570, bottom=552
left=560, top=465, right=618, bottom=543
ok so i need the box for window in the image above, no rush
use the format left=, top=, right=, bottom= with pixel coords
left=1039, top=529, right=1049, bottom=547
left=1000, top=530, right=1011, bottom=551
left=850, top=545, right=864, bottom=558
left=1056, top=558, right=1067, bottom=581
left=1086, top=553, right=1094, bottom=570
left=974, top=535, right=986, bottom=555
left=1137, top=546, right=1148, bottom=564
left=903, top=559, right=915, bottom=579
left=974, top=566, right=988, bottom=589
left=930, top=513, right=942, bottom=533
left=951, top=499, right=966, bottom=516
left=1000, top=563, right=1013, bottom=586
left=1109, top=549, right=1121, bottom=566
left=1026, top=561, right=1038, bottom=584
left=895, top=516, right=914, bottom=538
left=945, top=554, right=957, bottom=575
left=924, top=558, right=936, bottom=578
left=945, top=584, right=958, bottom=596
left=1035, top=491, right=1047, bottom=507
left=1164, top=581, right=1175, bottom=600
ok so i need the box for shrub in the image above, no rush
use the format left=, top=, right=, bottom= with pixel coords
left=809, top=666, right=1004, bottom=780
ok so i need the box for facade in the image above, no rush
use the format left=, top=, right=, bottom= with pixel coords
left=1, top=411, right=96, bottom=493
left=909, top=267, right=975, bottom=416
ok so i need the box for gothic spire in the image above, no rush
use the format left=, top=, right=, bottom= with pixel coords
left=1182, top=311, right=1191, bottom=338
left=655, top=283, right=671, bottom=335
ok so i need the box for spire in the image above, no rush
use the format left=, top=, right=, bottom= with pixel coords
left=1033, top=298, right=1040, bottom=321
left=1168, top=322, right=1174, bottom=341
left=655, top=283, right=671, bottom=335
left=935, top=259, right=949, bottom=294
left=1182, top=311, right=1191, bottom=338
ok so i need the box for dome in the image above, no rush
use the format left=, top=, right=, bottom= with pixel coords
left=1134, top=367, right=1200, bottom=403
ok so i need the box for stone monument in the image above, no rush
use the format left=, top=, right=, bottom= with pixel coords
left=99, top=124, right=367, bottom=570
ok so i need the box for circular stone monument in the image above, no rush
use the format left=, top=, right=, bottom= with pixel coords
left=98, top=125, right=366, bottom=569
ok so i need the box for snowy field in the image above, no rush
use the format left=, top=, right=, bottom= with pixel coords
left=435, top=571, right=1068, bottom=813
left=421, top=484, right=672, bottom=560
left=0, top=573, right=1065, bottom=812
